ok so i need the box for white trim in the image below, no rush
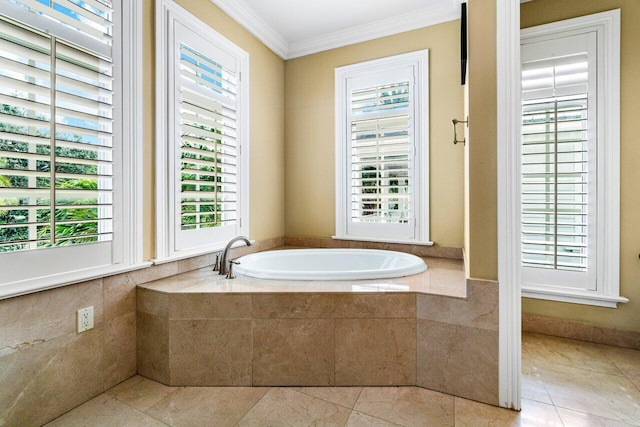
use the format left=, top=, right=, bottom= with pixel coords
left=523, top=287, right=628, bottom=308
left=121, top=0, right=145, bottom=267
left=520, top=9, right=622, bottom=307
left=209, top=0, right=288, bottom=59
left=287, top=5, right=458, bottom=59
left=150, top=239, right=256, bottom=265
left=210, top=0, right=458, bottom=59
left=332, top=236, right=434, bottom=246
left=0, top=261, right=152, bottom=301
left=497, top=0, right=522, bottom=411
left=334, top=50, right=430, bottom=246
left=155, top=0, right=250, bottom=262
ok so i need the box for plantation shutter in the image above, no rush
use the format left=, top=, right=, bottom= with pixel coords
left=346, top=68, right=415, bottom=240
left=0, top=1, right=114, bottom=253
left=521, top=32, right=597, bottom=290
left=172, top=22, right=243, bottom=251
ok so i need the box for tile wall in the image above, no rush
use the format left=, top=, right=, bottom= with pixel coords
left=0, top=237, right=283, bottom=427
left=137, top=281, right=500, bottom=406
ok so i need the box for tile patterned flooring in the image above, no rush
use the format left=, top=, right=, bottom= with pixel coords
left=46, top=332, right=640, bottom=426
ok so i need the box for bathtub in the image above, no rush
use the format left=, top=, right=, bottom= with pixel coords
left=233, top=248, right=427, bottom=280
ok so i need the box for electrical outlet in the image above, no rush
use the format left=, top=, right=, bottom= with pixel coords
left=77, top=306, right=94, bottom=333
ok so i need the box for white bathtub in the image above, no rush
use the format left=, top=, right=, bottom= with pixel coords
left=233, top=248, right=427, bottom=280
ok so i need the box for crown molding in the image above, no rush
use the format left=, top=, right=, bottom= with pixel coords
left=287, top=3, right=458, bottom=59
left=210, top=0, right=459, bottom=60
left=210, top=0, right=288, bottom=58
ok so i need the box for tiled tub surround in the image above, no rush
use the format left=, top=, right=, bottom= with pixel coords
left=0, top=236, right=285, bottom=427
left=137, top=256, right=500, bottom=406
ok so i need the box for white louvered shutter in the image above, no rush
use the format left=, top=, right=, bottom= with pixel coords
left=0, top=0, right=114, bottom=253
left=346, top=68, right=415, bottom=240
left=172, top=23, right=243, bottom=251
left=521, top=32, right=597, bottom=290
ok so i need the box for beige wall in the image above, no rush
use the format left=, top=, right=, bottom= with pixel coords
left=142, top=0, right=286, bottom=259
left=521, top=0, right=640, bottom=332
left=465, top=0, right=498, bottom=280
left=284, top=21, right=465, bottom=248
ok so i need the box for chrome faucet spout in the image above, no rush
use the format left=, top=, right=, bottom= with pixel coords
left=219, top=236, right=251, bottom=276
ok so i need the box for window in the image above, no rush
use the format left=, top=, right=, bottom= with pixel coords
left=520, top=10, right=625, bottom=307
left=155, top=0, right=249, bottom=261
left=334, top=51, right=430, bottom=245
left=0, top=0, right=142, bottom=298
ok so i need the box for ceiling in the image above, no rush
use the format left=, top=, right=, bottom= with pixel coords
left=210, top=0, right=462, bottom=59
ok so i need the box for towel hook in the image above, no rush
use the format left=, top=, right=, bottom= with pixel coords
left=452, top=117, right=468, bottom=145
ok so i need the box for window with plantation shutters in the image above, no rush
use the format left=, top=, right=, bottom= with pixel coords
left=335, top=51, right=430, bottom=245
left=156, top=1, right=249, bottom=259
left=0, top=0, right=141, bottom=294
left=0, top=17, right=114, bottom=253
left=520, top=10, right=624, bottom=307
left=178, top=42, right=238, bottom=234
left=521, top=32, right=596, bottom=291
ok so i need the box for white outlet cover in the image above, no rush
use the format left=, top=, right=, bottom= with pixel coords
left=77, top=306, right=94, bottom=333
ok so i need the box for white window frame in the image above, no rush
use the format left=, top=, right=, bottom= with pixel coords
left=334, top=50, right=431, bottom=246
left=155, top=0, right=250, bottom=263
left=0, top=0, right=145, bottom=299
left=520, top=10, right=626, bottom=308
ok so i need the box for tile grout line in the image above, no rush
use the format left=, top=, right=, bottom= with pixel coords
left=232, top=386, right=273, bottom=425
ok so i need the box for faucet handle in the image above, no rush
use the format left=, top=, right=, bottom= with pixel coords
left=213, top=252, right=221, bottom=271
left=226, top=260, right=240, bottom=279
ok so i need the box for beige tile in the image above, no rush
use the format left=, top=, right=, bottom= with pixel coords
left=252, top=294, right=334, bottom=318
left=237, top=387, right=351, bottom=426
left=417, top=319, right=498, bottom=405
left=454, top=397, right=563, bottom=426
left=521, top=354, right=552, bottom=405
left=146, top=386, right=268, bottom=427
left=106, top=375, right=177, bottom=412
left=295, top=387, right=362, bottom=409
left=523, top=333, right=623, bottom=376
left=0, top=279, right=103, bottom=353
left=253, top=319, right=334, bottom=385
left=0, top=328, right=104, bottom=427
left=539, top=363, right=640, bottom=425
left=416, top=280, right=498, bottom=330
left=178, top=252, right=216, bottom=273
left=346, top=411, right=401, bottom=426
left=136, top=312, right=169, bottom=384
left=556, top=407, right=637, bottom=427
left=129, top=262, right=179, bottom=285
left=169, top=294, right=252, bottom=319
left=103, top=272, right=136, bottom=320
left=169, top=319, right=252, bottom=385
left=334, top=294, right=415, bottom=318
left=591, top=326, right=640, bottom=349
left=44, top=393, right=167, bottom=427
left=335, top=319, right=416, bottom=386
left=601, top=345, right=640, bottom=379
left=353, top=387, right=454, bottom=426
left=103, top=311, right=136, bottom=390
left=136, top=288, right=169, bottom=317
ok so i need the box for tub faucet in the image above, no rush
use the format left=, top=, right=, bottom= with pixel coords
left=219, top=236, right=251, bottom=276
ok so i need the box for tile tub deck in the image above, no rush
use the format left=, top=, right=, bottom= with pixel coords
left=136, top=255, right=499, bottom=406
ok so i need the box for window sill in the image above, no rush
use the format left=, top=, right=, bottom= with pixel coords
left=522, top=287, right=628, bottom=308
left=152, top=240, right=256, bottom=265
left=332, top=235, right=434, bottom=246
left=0, top=261, right=153, bottom=301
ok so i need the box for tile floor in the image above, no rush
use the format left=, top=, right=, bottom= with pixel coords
left=46, top=332, right=640, bottom=426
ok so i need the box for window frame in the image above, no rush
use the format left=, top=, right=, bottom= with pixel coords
left=155, top=0, right=250, bottom=263
left=0, top=0, right=145, bottom=299
left=334, top=50, right=431, bottom=246
left=520, top=10, right=626, bottom=308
